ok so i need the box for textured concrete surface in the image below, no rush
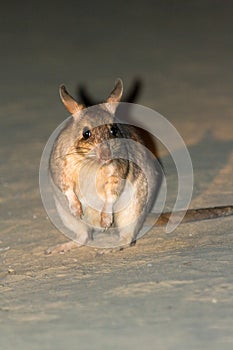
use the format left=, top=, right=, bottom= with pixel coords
left=0, top=1, right=233, bottom=349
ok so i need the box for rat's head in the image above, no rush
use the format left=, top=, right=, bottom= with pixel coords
left=59, top=79, right=124, bottom=163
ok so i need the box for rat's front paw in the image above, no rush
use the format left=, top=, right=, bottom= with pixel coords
left=100, top=212, right=113, bottom=229
left=69, top=200, right=83, bottom=218
left=65, top=189, right=83, bottom=218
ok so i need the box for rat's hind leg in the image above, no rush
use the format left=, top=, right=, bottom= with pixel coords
left=45, top=193, right=91, bottom=254
left=114, top=199, right=148, bottom=247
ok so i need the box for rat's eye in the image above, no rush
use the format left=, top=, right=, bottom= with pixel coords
left=110, top=124, right=119, bottom=137
left=82, top=127, right=91, bottom=140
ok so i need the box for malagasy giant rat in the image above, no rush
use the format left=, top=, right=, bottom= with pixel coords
left=49, top=79, right=162, bottom=252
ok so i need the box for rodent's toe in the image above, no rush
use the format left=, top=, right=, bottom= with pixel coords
left=100, top=212, right=113, bottom=229
left=69, top=203, right=83, bottom=218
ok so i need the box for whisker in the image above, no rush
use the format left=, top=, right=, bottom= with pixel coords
left=54, top=151, right=87, bottom=160
left=54, top=149, right=96, bottom=160
left=54, top=152, right=76, bottom=160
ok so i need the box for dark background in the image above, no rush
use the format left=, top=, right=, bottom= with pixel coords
left=1, top=0, right=232, bottom=121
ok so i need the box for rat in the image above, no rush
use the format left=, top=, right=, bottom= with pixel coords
left=48, top=79, right=162, bottom=253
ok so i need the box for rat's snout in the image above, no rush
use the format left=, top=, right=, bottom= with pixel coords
left=95, top=142, right=112, bottom=162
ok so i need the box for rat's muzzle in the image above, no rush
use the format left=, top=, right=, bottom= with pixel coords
left=96, top=142, right=112, bottom=162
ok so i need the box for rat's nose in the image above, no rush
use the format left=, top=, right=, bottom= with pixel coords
left=96, top=142, right=112, bottom=161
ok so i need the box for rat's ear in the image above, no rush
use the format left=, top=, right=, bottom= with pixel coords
left=105, top=78, right=123, bottom=114
left=106, top=78, right=123, bottom=103
left=59, top=85, right=85, bottom=116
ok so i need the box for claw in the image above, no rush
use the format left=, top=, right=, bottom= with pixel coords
left=100, top=212, right=113, bottom=229
left=69, top=202, right=83, bottom=219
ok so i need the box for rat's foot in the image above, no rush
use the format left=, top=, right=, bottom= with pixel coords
left=118, top=234, right=136, bottom=248
left=100, top=212, right=113, bottom=229
left=45, top=241, right=81, bottom=254
left=95, top=242, right=136, bottom=256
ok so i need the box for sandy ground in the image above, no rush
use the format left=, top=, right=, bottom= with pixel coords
left=0, top=1, right=233, bottom=349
